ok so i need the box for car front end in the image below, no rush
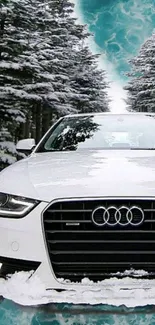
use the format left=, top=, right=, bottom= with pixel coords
left=1, top=112, right=155, bottom=291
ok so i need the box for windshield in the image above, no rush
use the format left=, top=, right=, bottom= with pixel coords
left=36, top=114, right=155, bottom=152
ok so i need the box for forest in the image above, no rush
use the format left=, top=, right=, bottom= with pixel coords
left=0, top=0, right=155, bottom=169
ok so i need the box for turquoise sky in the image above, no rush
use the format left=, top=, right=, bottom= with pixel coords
left=79, top=0, right=155, bottom=82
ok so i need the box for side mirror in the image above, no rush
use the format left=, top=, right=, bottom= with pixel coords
left=16, top=138, right=36, bottom=155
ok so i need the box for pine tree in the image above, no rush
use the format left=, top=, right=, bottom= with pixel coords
left=0, top=0, right=38, bottom=109
left=31, top=0, right=109, bottom=117
left=124, top=33, right=155, bottom=112
left=0, top=123, right=25, bottom=170
left=0, top=0, right=109, bottom=120
left=0, top=0, right=31, bottom=166
left=0, top=0, right=110, bottom=167
left=69, top=45, right=109, bottom=113
left=0, top=128, right=16, bottom=170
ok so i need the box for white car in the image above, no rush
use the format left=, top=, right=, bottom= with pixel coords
left=0, top=112, right=155, bottom=290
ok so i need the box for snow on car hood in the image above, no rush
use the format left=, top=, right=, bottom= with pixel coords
left=1, top=149, right=155, bottom=201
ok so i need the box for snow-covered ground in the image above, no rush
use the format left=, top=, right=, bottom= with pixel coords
left=1, top=270, right=155, bottom=307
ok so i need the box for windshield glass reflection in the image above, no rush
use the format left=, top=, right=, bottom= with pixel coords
left=37, top=114, right=155, bottom=152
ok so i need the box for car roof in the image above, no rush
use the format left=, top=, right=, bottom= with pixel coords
left=64, top=112, right=155, bottom=118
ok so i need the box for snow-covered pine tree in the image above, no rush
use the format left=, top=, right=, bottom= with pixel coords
left=0, top=0, right=37, bottom=110
left=31, top=0, right=78, bottom=117
left=0, top=0, right=110, bottom=119
left=0, top=114, right=25, bottom=170
left=124, top=33, right=155, bottom=112
left=69, top=44, right=109, bottom=113
left=0, top=0, right=59, bottom=143
left=0, top=0, right=31, bottom=165
left=0, top=0, right=110, bottom=165
left=0, top=127, right=17, bottom=170
left=49, top=0, right=109, bottom=113
left=25, top=0, right=109, bottom=125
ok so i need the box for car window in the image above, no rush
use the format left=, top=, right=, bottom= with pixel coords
left=36, top=114, right=155, bottom=152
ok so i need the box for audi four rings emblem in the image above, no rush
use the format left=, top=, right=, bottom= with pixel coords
left=91, top=206, right=144, bottom=226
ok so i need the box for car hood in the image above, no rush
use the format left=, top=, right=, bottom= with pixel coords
left=1, top=150, right=155, bottom=201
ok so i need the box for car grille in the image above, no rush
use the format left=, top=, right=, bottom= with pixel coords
left=43, top=198, right=155, bottom=282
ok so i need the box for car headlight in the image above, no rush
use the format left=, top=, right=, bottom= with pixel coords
left=0, top=193, right=39, bottom=218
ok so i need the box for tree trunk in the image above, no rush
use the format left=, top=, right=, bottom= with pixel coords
left=24, top=110, right=31, bottom=138
left=42, top=107, right=50, bottom=137
left=35, top=104, right=42, bottom=143
left=31, top=108, right=36, bottom=139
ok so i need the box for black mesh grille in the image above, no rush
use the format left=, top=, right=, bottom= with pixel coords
left=43, top=198, right=155, bottom=282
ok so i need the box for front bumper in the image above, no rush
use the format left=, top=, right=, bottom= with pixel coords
left=1, top=198, right=155, bottom=292
left=0, top=202, right=84, bottom=291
